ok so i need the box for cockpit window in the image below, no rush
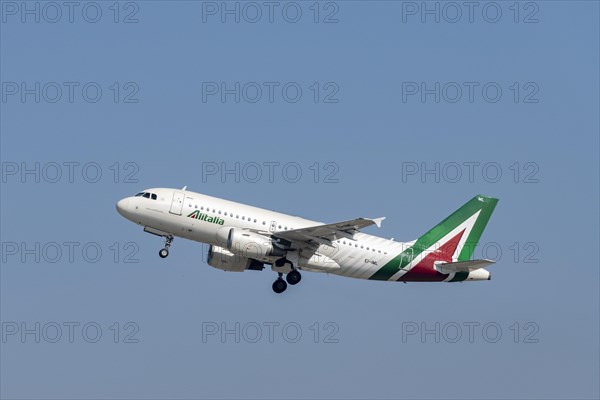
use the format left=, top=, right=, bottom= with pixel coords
left=136, top=191, right=157, bottom=200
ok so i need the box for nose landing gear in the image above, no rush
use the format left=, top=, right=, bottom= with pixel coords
left=159, top=235, right=174, bottom=258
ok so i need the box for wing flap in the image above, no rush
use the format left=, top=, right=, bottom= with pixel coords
left=275, top=217, right=385, bottom=245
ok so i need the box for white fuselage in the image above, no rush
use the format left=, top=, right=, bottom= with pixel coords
left=116, top=187, right=406, bottom=280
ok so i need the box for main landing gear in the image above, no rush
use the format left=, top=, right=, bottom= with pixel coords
left=159, top=235, right=173, bottom=258
left=286, top=269, right=301, bottom=285
left=272, top=266, right=302, bottom=294
left=272, top=273, right=287, bottom=294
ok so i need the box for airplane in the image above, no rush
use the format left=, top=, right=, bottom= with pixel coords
left=116, top=188, right=498, bottom=293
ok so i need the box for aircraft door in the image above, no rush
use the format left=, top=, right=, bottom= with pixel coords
left=169, top=192, right=184, bottom=215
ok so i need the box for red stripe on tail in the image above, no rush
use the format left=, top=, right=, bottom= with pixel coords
left=399, top=229, right=465, bottom=282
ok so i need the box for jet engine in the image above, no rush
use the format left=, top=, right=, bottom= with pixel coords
left=215, top=228, right=286, bottom=259
left=207, top=245, right=264, bottom=272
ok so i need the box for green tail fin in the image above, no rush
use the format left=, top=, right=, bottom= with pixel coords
left=369, top=195, right=498, bottom=281
left=415, top=194, right=499, bottom=261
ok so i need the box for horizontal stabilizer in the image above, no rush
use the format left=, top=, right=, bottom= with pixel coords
left=434, top=259, right=495, bottom=274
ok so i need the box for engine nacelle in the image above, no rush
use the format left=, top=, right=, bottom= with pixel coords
left=215, top=227, right=285, bottom=259
left=207, top=245, right=264, bottom=272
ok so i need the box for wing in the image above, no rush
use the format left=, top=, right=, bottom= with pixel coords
left=434, top=259, right=495, bottom=274
left=273, top=217, right=385, bottom=248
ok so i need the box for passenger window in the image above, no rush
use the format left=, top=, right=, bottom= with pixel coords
left=152, top=194, right=157, bottom=200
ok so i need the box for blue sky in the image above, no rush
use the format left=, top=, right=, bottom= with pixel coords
left=1, top=1, right=599, bottom=399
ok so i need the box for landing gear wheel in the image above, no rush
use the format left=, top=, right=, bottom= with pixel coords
left=272, top=278, right=287, bottom=294
left=159, top=235, right=173, bottom=259
left=286, top=269, right=301, bottom=285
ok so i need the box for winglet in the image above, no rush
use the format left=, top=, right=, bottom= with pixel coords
left=372, top=217, right=386, bottom=228
left=182, top=186, right=187, bottom=190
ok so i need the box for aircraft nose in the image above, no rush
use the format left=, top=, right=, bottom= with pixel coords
left=116, top=198, right=129, bottom=217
